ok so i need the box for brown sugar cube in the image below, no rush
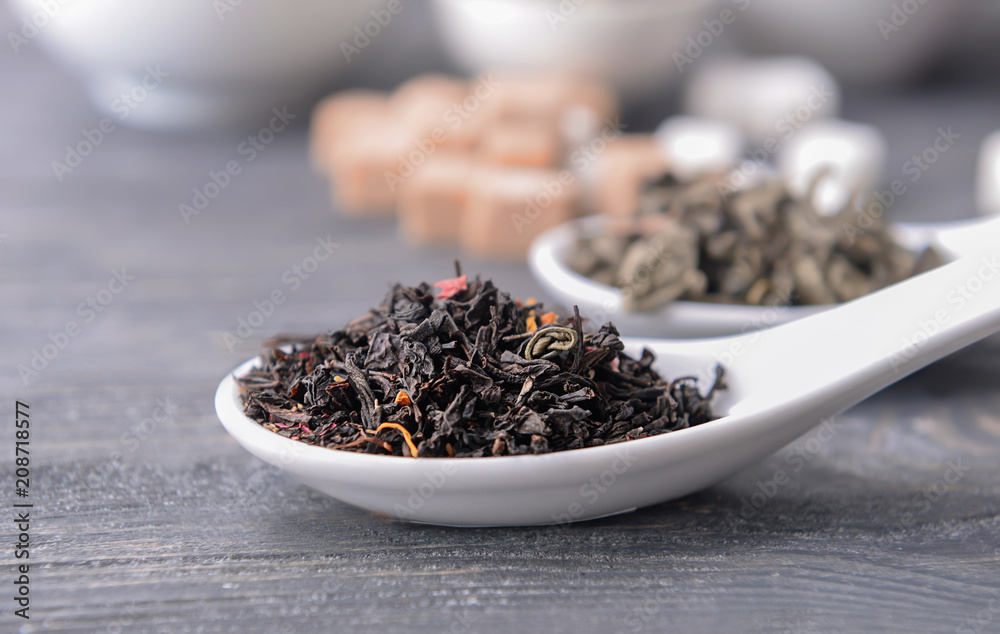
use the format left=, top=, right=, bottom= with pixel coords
left=559, top=79, right=620, bottom=147
left=594, top=134, right=669, bottom=218
left=461, top=166, right=578, bottom=258
left=577, top=79, right=619, bottom=124
left=392, top=75, right=467, bottom=124
left=560, top=98, right=622, bottom=152
left=437, top=101, right=487, bottom=151
left=482, top=74, right=577, bottom=125
left=391, top=74, right=476, bottom=150
left=397, top=152, right=474, bottom=245
left=310, top=90, right=391, bottom=171
left=328, top=123, right=416, bottom=216
left=479, top=120, right=562, bottom=167
left=482, top=74, right=619, bottom=130
left=436, top=73, right=508, bottom=149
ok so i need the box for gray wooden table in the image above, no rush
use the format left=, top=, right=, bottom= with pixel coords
left=3, top=11, right=1000, bottom=634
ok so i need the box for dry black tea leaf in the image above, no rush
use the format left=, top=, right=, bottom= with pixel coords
left=237, top=272, right=724, bottom=458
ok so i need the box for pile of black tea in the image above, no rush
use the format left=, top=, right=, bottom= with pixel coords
left=237, top=269, right=724, bottom=458
left=568, top=171, right=944, bottom=310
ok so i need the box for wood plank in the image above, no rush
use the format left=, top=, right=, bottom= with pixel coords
left=2, top=5, right=999, bottom=632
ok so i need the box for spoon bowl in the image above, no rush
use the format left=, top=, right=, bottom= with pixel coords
left=528, top=214, right=1000, bottom=337
left=216, top=247, right=1000, bottom=526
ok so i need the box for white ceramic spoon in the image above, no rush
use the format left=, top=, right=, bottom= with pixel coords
left=528, top=214, right=1000, bottom=337
left=216, top=246, right=1000, bottom=527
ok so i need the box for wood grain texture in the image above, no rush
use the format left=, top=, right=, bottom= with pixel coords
left=2, top=7, right=1000, bottom=633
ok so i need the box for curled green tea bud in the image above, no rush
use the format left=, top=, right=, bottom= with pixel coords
left=523, top=326, right=577, bottom=360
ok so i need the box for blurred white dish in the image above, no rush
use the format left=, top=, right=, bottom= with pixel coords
left=734, top=0, right=975, bottom=85
left=7, top=0, right=384, bottom=129
left=655, top=116, right=746, bottom=180
left=529, top=214, right=1000, bottom=338
left=428, top=0, right=716, bottom=100
left=216, top=248, right=1000, bottom=526
left=684, top=56, right=840, bottom=145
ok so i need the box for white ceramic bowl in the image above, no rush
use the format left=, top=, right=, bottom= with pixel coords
left=734, top=0, right=976, bottom=85
left=528, top=214, right=998, bottom=338
left=8, top=0, right=384, bottom=129
left=428, top=0, right=717, bottom=100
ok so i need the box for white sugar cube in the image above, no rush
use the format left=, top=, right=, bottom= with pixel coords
left=977, top=130, right=1000, bottom=216
left=654, top=116, right=746, bottom=180
left=779, top=120, right=887, bottom=216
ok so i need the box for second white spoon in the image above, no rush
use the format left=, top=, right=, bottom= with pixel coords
left=529, top=214, right=1000, bottom=337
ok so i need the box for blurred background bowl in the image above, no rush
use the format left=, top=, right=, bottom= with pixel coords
left=7, top=0, right=385, bottom=130
left=734, top=0, right=977, bottom=86
left=429, top=0, right=716, bottom=103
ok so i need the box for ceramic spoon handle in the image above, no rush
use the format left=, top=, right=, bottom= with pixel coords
left=645, top=247, right=1000, bottom=418
left=893, top=215, right=1000, bottom=257
left=741, top=247, right=1000, bottom=415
